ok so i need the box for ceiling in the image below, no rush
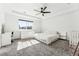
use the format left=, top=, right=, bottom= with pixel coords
left=0, top=3, right=79, bottom=19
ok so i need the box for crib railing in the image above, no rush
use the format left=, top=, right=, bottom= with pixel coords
left=67, top=31, right=79, bottom=45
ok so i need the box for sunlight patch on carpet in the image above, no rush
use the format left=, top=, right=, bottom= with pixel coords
left=17, top=40, right=40, bottom=50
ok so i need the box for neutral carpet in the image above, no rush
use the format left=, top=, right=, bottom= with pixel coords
left=0, top=39, right=72, bottom=56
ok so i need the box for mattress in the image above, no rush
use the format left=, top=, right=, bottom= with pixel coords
left=34, top=33, right=59, bottom=44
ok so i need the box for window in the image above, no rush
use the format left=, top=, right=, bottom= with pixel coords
left=18, top=19, right=33, bottom=29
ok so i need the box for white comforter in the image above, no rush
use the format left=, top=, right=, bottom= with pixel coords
left=34, top=32, right=59, bottom=44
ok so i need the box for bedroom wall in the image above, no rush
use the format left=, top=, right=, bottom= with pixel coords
left=0, top=6, right=5, bottom=34
left=0, top=7, right=4, bottom=24
left=4, top=13, right=41, bottom=33
left=41, top=9, right=79, bottom=35
left=0, top=24, right=1, bottom=34
left=0, top=3, right=42, bottom=33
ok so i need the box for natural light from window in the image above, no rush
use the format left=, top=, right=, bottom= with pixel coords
left=17, top=39, right=40, bottom=50
left=18, top=19, right=33, bottom=29
left=19, top=20, right=27, bottom=29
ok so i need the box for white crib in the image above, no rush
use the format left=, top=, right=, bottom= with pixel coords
left=67, top=31, right=79, bottom=46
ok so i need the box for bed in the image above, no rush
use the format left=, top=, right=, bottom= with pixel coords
left=34, top=32, right=59, bottom=44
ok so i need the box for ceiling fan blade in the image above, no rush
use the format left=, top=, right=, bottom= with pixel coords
left=43, top=6, right=47, bottom=11
left=34, top=9, right=41, bottom=12
left=43, top=11, right=51, bottom=13
left=36, top=12, right=41, bottom=15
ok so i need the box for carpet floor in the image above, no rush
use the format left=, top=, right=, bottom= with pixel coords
left=0, top=39, right=72, bottom=56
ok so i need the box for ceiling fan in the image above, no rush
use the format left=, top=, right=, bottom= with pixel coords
left=34, top=6, right=51, bottom=16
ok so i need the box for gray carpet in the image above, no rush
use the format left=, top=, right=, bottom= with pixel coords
left=0, top=39, right=72, bottom=56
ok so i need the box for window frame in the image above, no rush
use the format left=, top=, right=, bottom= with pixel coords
left=18, top=19, right=33, bottom=30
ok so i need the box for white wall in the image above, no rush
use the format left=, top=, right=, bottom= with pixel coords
left=4, top=13, right=41, bottom=33
left=41, top=9, right=79, bottom=35
left=0, top=24, right=1, bottom=34
left=0, top=6, right=5, bottom=34
left=0, top=3, right=42, bottom=33
left=0, top=7, right=5, bottom=25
